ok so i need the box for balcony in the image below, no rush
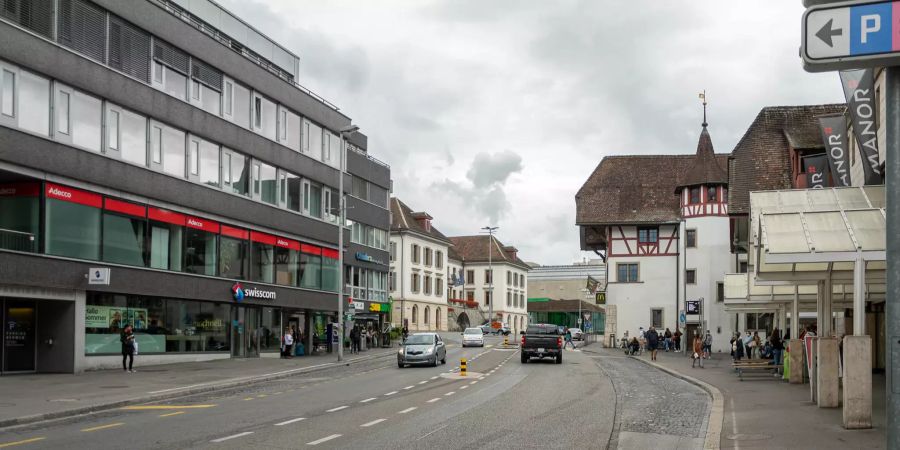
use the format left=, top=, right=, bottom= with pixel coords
left=0, top=228, right=37, bottom=253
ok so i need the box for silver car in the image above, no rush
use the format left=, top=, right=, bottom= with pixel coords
left=461, top=327, right=485, bottom=347
left=398, top=333, right=447, bottom=368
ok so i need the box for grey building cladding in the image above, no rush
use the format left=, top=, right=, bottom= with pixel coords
left=0, top=0, right=391, bottom=372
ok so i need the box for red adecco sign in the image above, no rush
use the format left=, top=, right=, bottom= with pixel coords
left=46, top=183, right=102, bottom=208
left=0, top=183, right=40, bottom=197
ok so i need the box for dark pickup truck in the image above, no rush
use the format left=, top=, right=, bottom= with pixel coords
left=520, top=323, right=563, bottom=364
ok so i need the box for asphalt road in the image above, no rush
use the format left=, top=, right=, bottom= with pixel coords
left=0, top=337, right=709, bottom=450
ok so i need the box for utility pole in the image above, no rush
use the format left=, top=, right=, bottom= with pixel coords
left=337, top=124, right=359, bottom=362
left=482, top=226, right=498, bottom=328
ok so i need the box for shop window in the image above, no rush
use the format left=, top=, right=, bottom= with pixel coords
left=300, top=248, right=322, bottom=290
left=18, top=69, right=50, bottom=136
left=0, top=184, right=40, bottom=252
left=164, top=298, right=202, bottom=352
left=275, top=245, right=300, bottom=286
left=219, top=232, right=248, bottom=279
left=184, top=226, right=217, bottom=276
left=251, top=238, right=275, bottom=284
left=102, top=211, right=147, bottom=267
left=222, top=148, right=249, bottom=197
left=45, top=195, right=101, bottom=261
left=322, top=251, right=339, bottom=292
left=259, top=307, right=281, bottom=352
left=148, top=220, right=183, bottom=272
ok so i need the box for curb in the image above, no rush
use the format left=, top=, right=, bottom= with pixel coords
left=0, top=350, right=394, bottom=430
left=632, top=356, right=724, bottom=450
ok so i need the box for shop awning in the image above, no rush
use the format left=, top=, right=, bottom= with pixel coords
left=724, top=272, right=884, bottom=304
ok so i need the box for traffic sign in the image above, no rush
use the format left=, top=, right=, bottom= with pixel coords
left=802, top=1, right=900, bottom=72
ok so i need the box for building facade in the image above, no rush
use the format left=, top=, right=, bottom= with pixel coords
left=576, top=122, right=735, bottom=351
left=449, top=235, right=529, bottom=335
left=388, top=198, right=450, bottom=332
left=527, top=260, right=606, bottom=333
left=0, top=0, right=390, bottom=373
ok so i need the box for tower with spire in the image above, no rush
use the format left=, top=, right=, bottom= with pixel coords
left=676, top=92, right=729, bottom=218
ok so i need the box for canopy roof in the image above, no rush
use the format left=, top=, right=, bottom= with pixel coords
left=749, top=186, right=886, bottom=277
left=723, top=273, right=885, bottom=305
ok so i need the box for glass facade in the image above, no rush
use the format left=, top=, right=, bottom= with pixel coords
left=300, top=250, right=322, bottom=290
left=102, top=212, right=146, bottom=266
left=18, top=70, right=49, bottom=136
left=250, top=240, right=275, bottom=283
left=149, top=221, right=183, bottom=271
left=219, top=234, right=248, bottom=279
left=184, top=227, right=217, bottom=276
left=0, top=186, right=40, bottom=252
left=45, top=198, right=101, bottom=260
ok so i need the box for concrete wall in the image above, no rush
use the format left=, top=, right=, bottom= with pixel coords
left=683, top=215, right=735, bottom=353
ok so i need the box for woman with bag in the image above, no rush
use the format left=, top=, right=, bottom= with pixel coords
left=121, top=324, right=136, bottom=373
left=691, top=332, right=704, bottom=368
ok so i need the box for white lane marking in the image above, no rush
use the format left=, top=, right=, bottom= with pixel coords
left=307, top=434, right=342, bottom=446
left=469, top=381, right=478, bottom=385
left=399, top=407, right=417, bottom=414
left=403, top=385, right=415, bottom=390
left=326, top=406, right=348, bottom=412
left=361, top=418, right=386, bottom=427
left=427, top=398, right=441, bottom=403
left=430, top=376, right=439, bottom=380
left=444, top=391, right=455, bottom=396
left=149, top=363, right=334, bottom=394
left=385, top=391, right=399, bottom=396
left=210, top=431, right=253, bottom=443
left=360, top=398, right=377, bottom=403
left=418, top=381, right=428, bottom=385
left=418, top=424, right=449, bottom=440
left=274, top=417, right=306, bottom=426
left=460, top=385, right=469, bottom=390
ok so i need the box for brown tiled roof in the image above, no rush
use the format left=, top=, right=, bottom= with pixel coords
left=678, top=126, right=728, bottom=188
left=448, top=235, right=530, bottom=270
left=390, top=197, right=451, bottom=244
left=575, top=153, right=728, bottom=225
left=447, top=245, right=463, bottom=262
left=727, top=104, right=846, bottom=215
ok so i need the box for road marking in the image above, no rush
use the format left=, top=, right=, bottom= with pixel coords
left=403, top=385, right=414, bottom=390
left=399, top=407, right=417, bottom=414
left=326, top=406, right=348, bottom=412
left=81, top=422, right=124, bottom=432
left=122, top=404, right=216, bottom=410
left=360, top=398, right=377, bottom=403
left=444, top=391, right=455, bottom=396
left=0, top=437, right=45, bottom=448
left=158, top=411, right=185, bottom=418
left=469, top=381, right=478, bottom=385
left=360, top=418, right=386, bottom=427
left=275, top=417, right=306, bottom=426
left=384, top=391, right=398, bottom=396
left=307, top=434, right=341, bottom=445
left=273, top=392, right=283, bottom=395
left=418, top=381, right=428, bottom=385
left=427, top=397, right=441, bottom=403
left=430, top=376, right=439, bottom=380
left=460, top=385, right=468, bottom=390
left=243, top=397, right=254, bottom=401
left=257, top=394, right=268, bottom=398
left=210, top=431, right=253, bottom=443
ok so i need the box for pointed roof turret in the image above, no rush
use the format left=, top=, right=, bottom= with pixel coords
left=677, top=93, right=728, bottom=190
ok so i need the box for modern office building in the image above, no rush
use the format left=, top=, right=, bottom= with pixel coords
left=0, top=0, right=390, bottom=373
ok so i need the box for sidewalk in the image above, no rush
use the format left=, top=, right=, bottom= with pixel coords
left=0, top=347, right=396, bottom=429
left=634, top=349, right=885, bottom=449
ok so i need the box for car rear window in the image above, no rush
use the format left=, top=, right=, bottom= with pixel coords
left=526, top=325, right=558, bottom=335
left=464, top=328, right=481, bottom=335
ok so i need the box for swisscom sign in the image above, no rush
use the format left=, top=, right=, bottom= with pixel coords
left=802, top=1, right=900, bottom=72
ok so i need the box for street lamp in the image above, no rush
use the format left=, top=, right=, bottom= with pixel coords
left=337, top=124, right=359, bottom=362
left=481, top=226, right=498, bottom=328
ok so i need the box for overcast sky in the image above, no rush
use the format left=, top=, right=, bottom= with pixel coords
left=219, top=0, right=845, bottom=266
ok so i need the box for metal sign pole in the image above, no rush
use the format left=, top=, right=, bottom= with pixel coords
left=885, top=66, right=900, bottom=450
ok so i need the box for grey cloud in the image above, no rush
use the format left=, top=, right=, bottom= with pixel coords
left=465, top=151, right=523, bottom=188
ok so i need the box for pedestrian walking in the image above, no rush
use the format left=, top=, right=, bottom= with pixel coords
left=564, top=328, right=576, bottom=350
left=282, top=327, right=294, bottom=359
left=691, top=332, right=704, bottom=368
left=770, top=328, right=783, bottom=366
left=646, top=326, right=660, bottom=361
left=664, top=328, right=673, bottom=352
left=751, top=331, right=761, bottom=359
left=743, top=331, right=753, bottom=359
left=350, top=327, right=360, bottom=354
left=638, top=327, right=646, bottom=355
left=121, top=324, right=136, bottom=372
left=703, top=330, right=713, bottom=359
left=673, top=328, right=682, bottom=352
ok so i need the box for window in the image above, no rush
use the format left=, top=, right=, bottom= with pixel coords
left=739, top=261, right=748, bottom=273
left=507, top=292, right=511, bottom=307
left=638, top=227, right=658, bottom=244
left=411, top=244, right=420, bottom=264
left=232, top=81, right=251, bottom=128
left=19, top=70, right=50, bottom=137
left=57, top=91, right=70, bottom=135
left=390, top=242, right=396, bottom=262
left=300, top=247, right=322, bottom=290
left=305, top=120, right=322, bottom=160
left=707, top=186, right=717, bottom=202
left=1, top=0, right=54, bottom=39
left=369, top=184, right=388, bottom=208
left=190, top=59, right=222, bottom=116
left=219, top=230, right=248, bottom=279
left=0, top=183, right=40, bottom=252
left=617, top=263, right=639, bottom=282
left=58, top=0, right=106, bottom=62
left=686, top=229, right=697, bottom=248
left=250, top=237, right=275, bottom=284
left=149, top=219, right=182, bottom=271
left=651, top=309, right=664, bottom=329
left=188, top=136, right=220, bottom=188
left=284, top=172, right=301, bottom=212
left=61, top=86, right=102, bottom=151
left=253, top=92, right=277, bottom=140
left=485, top=291, right=492, bottom=306
left=107, top=110, right=119, bottom=150
left=466, top=291, right=475, bottom=301
left=685, top=269, right=696, bottom=284
left=274, top=245, right=299, bottom=287
left=222, top=148, right=249, bottom=196
left=690, top=187, right=701, bottom=204
left=466, top=270, right=474, bottom=285
left=45, top=188, right=101, bottom=260
left=424, top=306, right=430, bottom=324
left=746, top=313, right=774, bottom=331
left=102, top=209, right=146, bottom=267
left=224, top=79, right=233, bottom=116
left=307, top=182, right=322, bottom=218
left=1, top=68, right=14, bottom=117
left=389, top=271, right=396, bottom=291
left=352, top=176, right=368, bottom=200
left=436, top=278, right=443, bottom=297
left=149, top=121, right=186, bottom=178
left=280, top=106, right=301, bottom=151
left=253, top=160, right=277, bottom=205
left=507, top=271, right=512, bottom=285
left=322, top=251, right=339, bottom=292
left=485, top=269, right=493, bottom=284
left=435, top=251, right=443, bottom=269
left=184, top=224, right=217, bottom=276
left=411, top=305, right=418, bottom=324
left=424, top=248, right=433, bottom=266
left=411, top=273, right=420, bottom=293
left=717, top=282, right=725, bottom=303
left=424, top=275, right=432, bottom=295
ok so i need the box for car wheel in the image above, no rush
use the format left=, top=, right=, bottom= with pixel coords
left=556, top=354, right=563, bottom=364
left=432, top=357, right=438, bottom=367
left=441, top=356, right=446, bottom=364
left=521, top=353, right=528, bottom=364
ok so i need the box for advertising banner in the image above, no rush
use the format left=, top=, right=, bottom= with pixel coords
left=85, top=305, right=149, bottom=330
left=818, top=115, right=852, bottom=187
left=839, top=69, right=883, bottom=185
left=802, top=154, right=830, bottom=189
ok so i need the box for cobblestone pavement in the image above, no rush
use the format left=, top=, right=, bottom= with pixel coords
left=593, top=353, right=710, bottom=449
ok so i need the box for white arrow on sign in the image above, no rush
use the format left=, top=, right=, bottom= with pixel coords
left=805, top=7, right=850, bottom=60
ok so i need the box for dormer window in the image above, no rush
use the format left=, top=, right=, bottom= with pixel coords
left=707, top=186, right=717, bottom=202
left=689, top=187, right=701, bottom=204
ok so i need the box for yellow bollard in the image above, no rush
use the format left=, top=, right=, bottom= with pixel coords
left=504, top=335, right=509, bottom=346
left=460, top=358, right=467, bottom=377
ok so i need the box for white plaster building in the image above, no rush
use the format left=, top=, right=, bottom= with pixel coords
left=389, top=198, right=449, bottom=331
left=576, top=121, right=736, bottom=351
left=449, top=235, right=530, bottom=335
